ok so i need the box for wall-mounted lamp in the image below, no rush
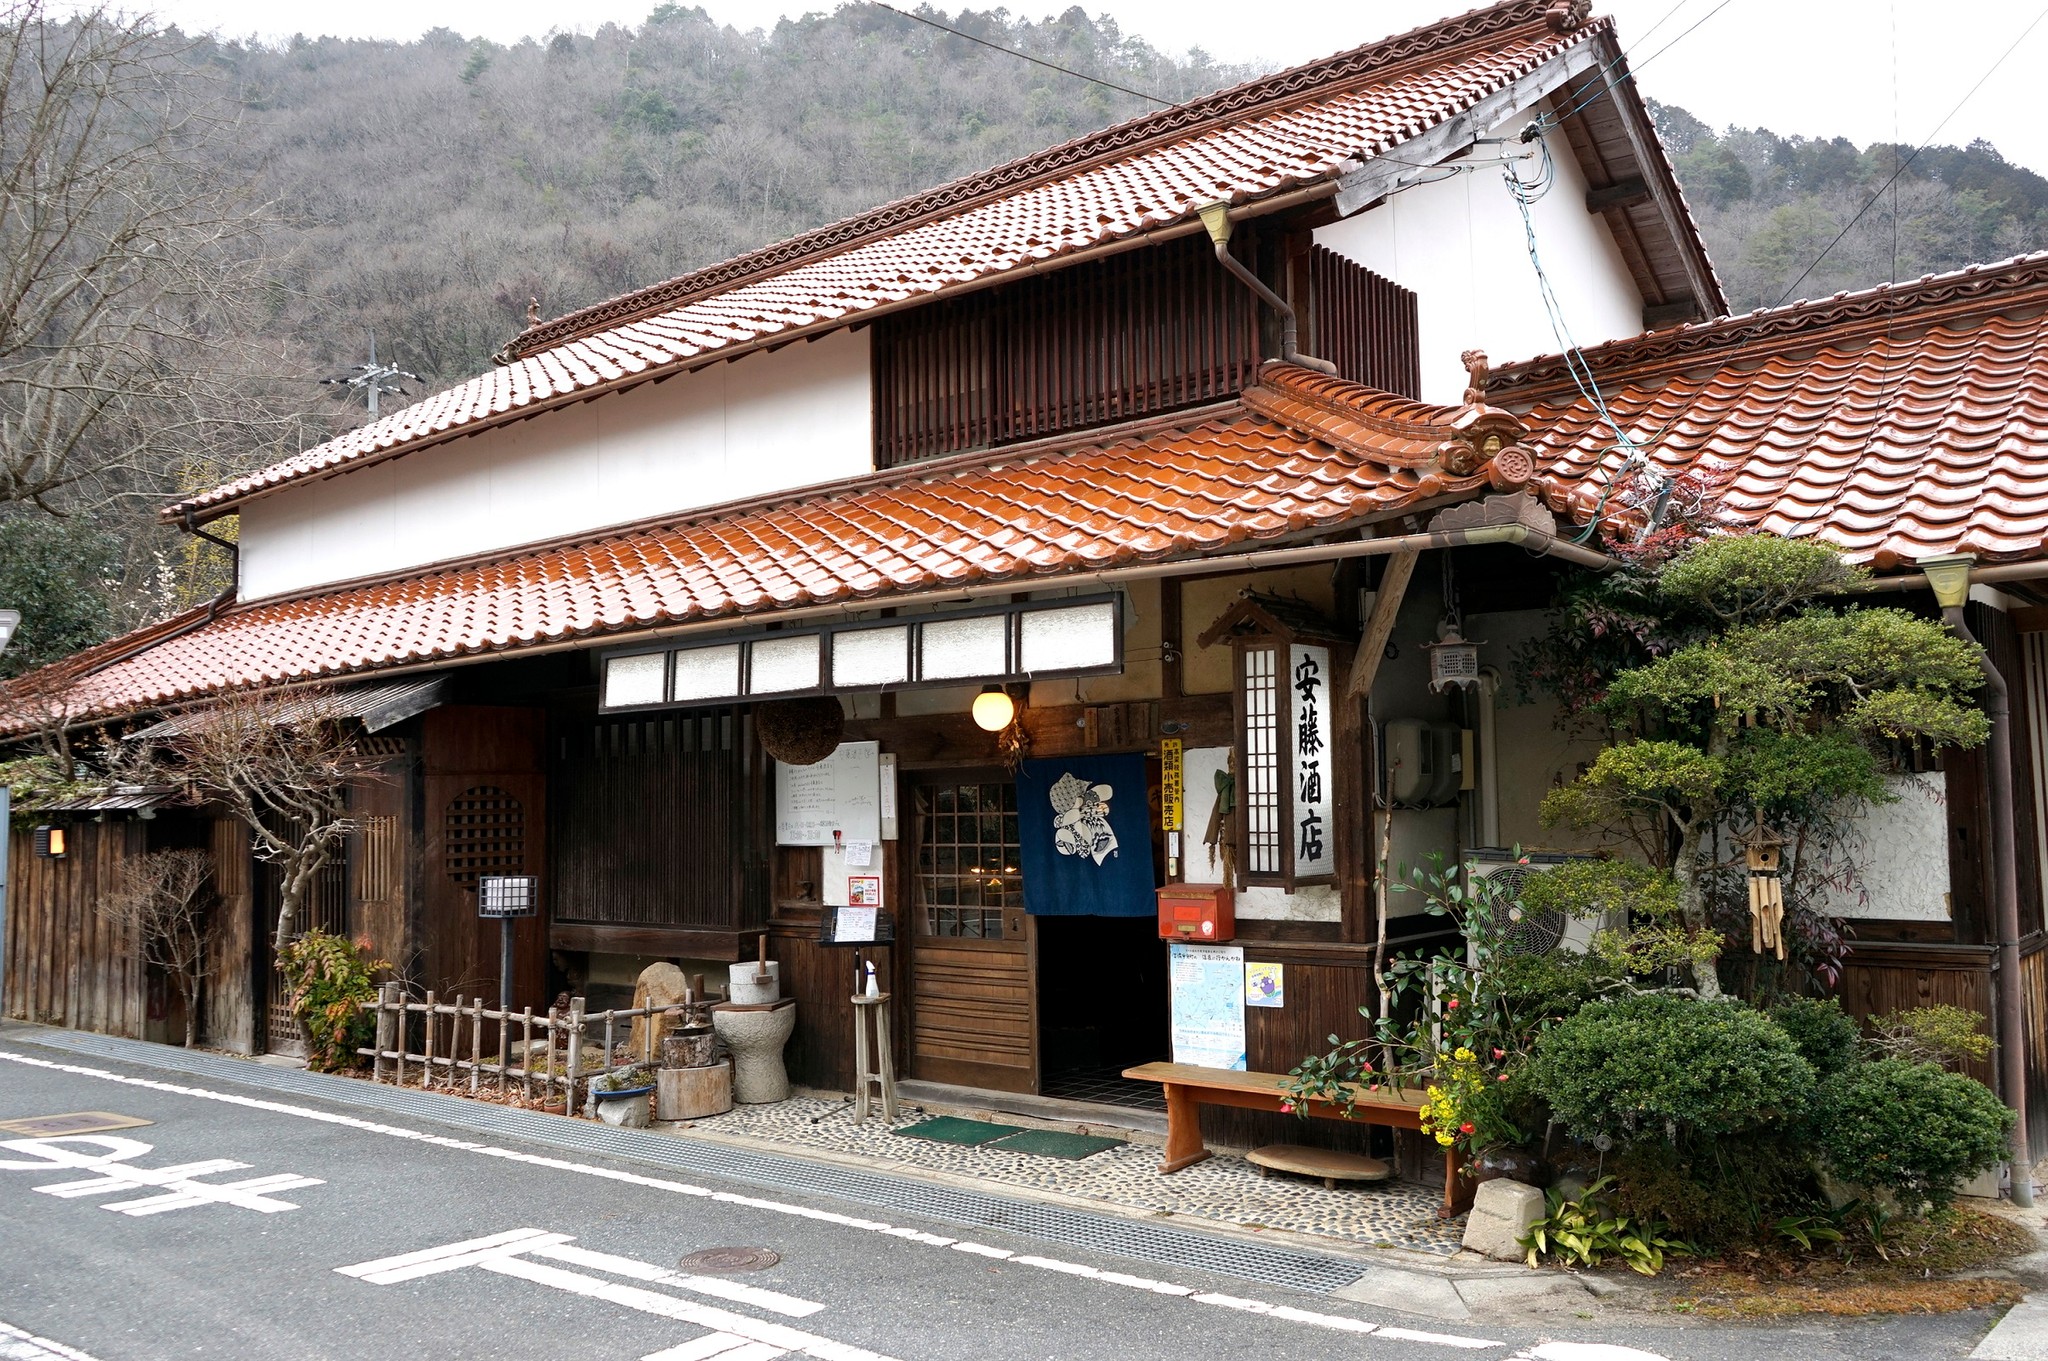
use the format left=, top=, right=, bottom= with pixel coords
left=1919, top=553, right=1976, bottom=611
left=32, top=825, right=65, bottom=858
left=972, top=684, right=1017, bottom=733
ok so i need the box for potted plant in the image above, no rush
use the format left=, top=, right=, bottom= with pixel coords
left=589, top=1064, right=657, bottom=1127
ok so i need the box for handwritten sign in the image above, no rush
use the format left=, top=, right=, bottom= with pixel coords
left=775, top=741, right=880, bottom=846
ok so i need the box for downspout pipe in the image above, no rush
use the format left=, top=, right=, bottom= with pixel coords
left=1923, top=554, right=2035, bottom=1207
left=181, top=511, right=240, bottom=623
left=1195, top=201, right=1339, bottom=376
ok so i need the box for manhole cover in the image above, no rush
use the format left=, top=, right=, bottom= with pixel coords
left=0, top=1111, right=153, bottom=1138
left=677, top=1247, right=780, bottom=1273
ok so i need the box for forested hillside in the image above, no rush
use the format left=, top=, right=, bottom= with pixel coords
left=7, top=2, right=2048, bottom=669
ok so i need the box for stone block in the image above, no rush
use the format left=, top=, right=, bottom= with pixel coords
left=1461, top=1178, right=1546, bottom=1262
left=628, top=962, right=691, bottom=1057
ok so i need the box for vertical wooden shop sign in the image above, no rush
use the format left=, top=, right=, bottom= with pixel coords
left=1160, top=738, right=1183, bottom=880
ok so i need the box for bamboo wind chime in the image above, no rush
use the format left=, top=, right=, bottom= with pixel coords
left=1741, top=825, right=1789, bottom=961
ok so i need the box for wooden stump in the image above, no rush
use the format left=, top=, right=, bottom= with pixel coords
left=656, top=1061, right=733, bottom=1120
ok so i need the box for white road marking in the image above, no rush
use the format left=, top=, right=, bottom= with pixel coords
left=0, top=1134, right=322, bottom=1215
left=3, top=1048, right=1522, bottom=1352
left=0, top=1320, right=104, bottom=1361
left=481, top=1256, right=882, bottom=1361
left=337, top=1229, right=578, bottom=1283
left=531, top=1241, right=826, bottom=1317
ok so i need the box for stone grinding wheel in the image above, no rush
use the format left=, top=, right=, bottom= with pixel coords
left=754, top=695, right=846, bottom=766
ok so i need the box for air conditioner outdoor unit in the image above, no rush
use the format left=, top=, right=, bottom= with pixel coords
left=1465, top=847, right=1609, bottom=956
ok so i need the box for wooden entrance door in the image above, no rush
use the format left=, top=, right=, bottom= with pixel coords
left=905, top=777, right=1037, bottom=1092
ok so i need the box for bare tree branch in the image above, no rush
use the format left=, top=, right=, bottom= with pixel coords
left=98, top=846, right=213, bottom=1047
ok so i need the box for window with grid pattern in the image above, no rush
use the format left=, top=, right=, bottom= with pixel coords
left=1242, top=646, right=1282, bottom=874
left=915, top=782, right=1021, bottom=938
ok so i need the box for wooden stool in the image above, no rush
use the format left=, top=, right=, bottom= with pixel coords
left=850, top=992, right=898, bottom=1124
left=1247, top=1144, right=1393, bottom=1190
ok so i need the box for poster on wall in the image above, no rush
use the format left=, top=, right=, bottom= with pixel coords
left=1169, top=942, right=1246, bottom=1070
left=1289, top=643, right=1334, bottom=879
left=1244, top=961, right=1284, bottom=1008
left=775, top=740, right=880, bottom=845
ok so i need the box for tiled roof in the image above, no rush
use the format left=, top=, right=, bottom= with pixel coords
left=163, top=0, right=1611, bottom=524
left=1500, top=254, right=2048, bottom=567
left=37, top=366, right=1517, bottom=727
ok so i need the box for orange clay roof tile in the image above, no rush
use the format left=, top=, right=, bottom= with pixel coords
left=1499, top=253, right=2048, bottom=567
left=162, top=0, right=1618, bottom=524
left=35, top=364, right=1481, bottom=726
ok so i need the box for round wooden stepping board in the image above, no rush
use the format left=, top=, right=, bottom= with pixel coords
left=1247, top=1144, right=1392, bottom=1190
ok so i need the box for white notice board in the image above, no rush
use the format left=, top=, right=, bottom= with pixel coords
left=1169, top=942, right=1246, bottom=1071
left=775, top=740, right=881, bottom=846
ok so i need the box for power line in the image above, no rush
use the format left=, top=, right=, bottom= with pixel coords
left=869, top=3, right=1172, bottom=108
left=1538, top=0, right=1737, bottom=131
left=1773, top=1, right=2048, bottom=307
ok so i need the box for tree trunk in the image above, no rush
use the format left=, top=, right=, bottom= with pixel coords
left=273, top=877, right=304, bottom=957
left=182, top=977, right=200, bottom=1048
left=1671, top=816, right=1723, bottom=1000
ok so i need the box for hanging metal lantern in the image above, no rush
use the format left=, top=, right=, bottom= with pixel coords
left=1422, top=623, right=1484, bottom=694
left=1741, top=824, right=1789, bottom=961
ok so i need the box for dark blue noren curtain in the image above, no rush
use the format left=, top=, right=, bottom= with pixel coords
left=1017, top=754, right=1155, bottom=916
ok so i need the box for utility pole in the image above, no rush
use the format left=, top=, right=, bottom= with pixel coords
left=321, top=336, right=421, bottom=420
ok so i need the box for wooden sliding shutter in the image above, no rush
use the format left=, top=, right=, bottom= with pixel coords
left=873, top=233, right=1261, bottom=467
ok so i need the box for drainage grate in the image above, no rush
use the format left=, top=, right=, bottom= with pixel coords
left=5, top=1027, right=1369, bottom=1294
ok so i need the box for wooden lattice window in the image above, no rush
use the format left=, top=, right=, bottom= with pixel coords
left=354, top=815, right=400, bottom=902
left=444, top=786, right=524, bottom=885
left=915, top=782, right=1021, bottom=938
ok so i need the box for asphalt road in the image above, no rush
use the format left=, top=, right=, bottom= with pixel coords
left=0, top=1035, right=2018, bottom=1361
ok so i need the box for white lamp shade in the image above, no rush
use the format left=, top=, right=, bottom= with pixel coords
left=971, top=687, right=1015, bottom=732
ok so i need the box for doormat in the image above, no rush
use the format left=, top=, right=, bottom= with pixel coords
left=894, top=1116, right=1025, bottom=1146
left=986, top=1128, right=1125, bottom=1160
left=0, top=1111, right=153, bottom=1138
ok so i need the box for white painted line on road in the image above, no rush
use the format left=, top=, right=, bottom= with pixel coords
left=2, top=1048, right=1512, bottom=1353
left=0, top=1134, right=322, bottom=1215
left=0, top=1320, right=104, bottom=1361
left=531, top=1241, right=825, bottom=1318
left=333, top=1226, right=560, bottom=1277
left=642, top=1335, right=787, bottom=1361
left=337, top=1229, right=578, bottom=1283
left=479, top=1254, right=894, bottom=1361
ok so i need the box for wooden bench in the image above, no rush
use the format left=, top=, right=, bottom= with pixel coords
left=1122, top=1061, right=1470, bottom=1217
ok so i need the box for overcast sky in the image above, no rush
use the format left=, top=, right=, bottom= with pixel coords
left=104, top=0, right=2048, bottom=175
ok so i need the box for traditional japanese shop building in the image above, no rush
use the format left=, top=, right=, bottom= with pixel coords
left=13, top=0, right=2048, bottom=1159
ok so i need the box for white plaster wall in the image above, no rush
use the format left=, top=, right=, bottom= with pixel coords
left=1314, top=113, right=1646, bottom=405
left=1813, top=773, right=1954, bottom=921
left=238, top=330, right=873, bottom=599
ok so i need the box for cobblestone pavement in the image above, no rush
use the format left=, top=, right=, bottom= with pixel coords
left=671, top=1094, right=1466, bottom=1256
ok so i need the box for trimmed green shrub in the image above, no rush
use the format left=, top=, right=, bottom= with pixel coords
left=1491, top=950, right=1606, bottom=1027
left=1818, top=1058, right=2015, bottom=1214
left=1527, top=994, right=1816, bottom=1146
left=1612, top=1135, right=1822, bottom=1247
left=1771, top=996, right=1863, bottom=1081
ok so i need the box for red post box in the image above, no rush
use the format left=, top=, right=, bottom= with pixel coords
left=1157, top=883, right=1235, bottom=943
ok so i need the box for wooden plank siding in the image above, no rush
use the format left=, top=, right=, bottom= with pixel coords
left=871, top=232, right=1260, bottom=467
left=1307, top=246, right=1421, bottom=399
left=4, top=819, right=146, bottom=1037
left=203, top=814, right=257, bottom=1053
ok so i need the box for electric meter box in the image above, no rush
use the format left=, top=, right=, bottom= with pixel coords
left=1157, top=883, right=1235, bottom=943
left=1384, top=718, right=1464, bottom=807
